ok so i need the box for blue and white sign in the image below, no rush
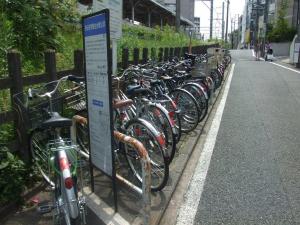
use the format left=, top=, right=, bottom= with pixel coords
left=83, top=11, right=113, bottom=176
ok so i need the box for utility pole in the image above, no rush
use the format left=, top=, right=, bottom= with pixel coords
left=225, top=0, right=230, bottom=42
left=222, top=1, right=225, bottom=40
left=176, top=0, right=181, bottom=32
left=297, top=0, right=300, bottom=38
left=234, top=16, right=236, bottom=48
left=254, top=0, right=260, bottom=45
left=231, top=18, right=234, bottom=49
left=210, top=0, right=214, bottom=39
left=296, top=0, right=300, bottom=67
left=262, top=0, right=269, bottom=57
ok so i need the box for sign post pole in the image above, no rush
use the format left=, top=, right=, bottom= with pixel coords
left=82, top=9, right=117, bottom=211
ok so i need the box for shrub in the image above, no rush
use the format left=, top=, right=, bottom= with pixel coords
left=0, top=147, right=27, bottom=205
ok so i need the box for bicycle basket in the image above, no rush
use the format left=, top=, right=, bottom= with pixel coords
left=64, top=84, right=86, bottom=112
left=13, top=81, right=65, bottom=130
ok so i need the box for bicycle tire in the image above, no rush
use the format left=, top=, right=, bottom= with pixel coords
left=157, top=94, right=182, bottom=144
left=182, top=83, right=208, bottom=122
left=124, top=118, right=169, bottom=192
left=169, top=88, right=200, bottom=133
left=53, top=170, right=80, bottom=225
left=60, top=150, right=80, bottom=224
left=29, top=128, right=55, bottom=187
left=146, top=104, right=176, bottom=163
left=210, top=70, right=222, bottom=89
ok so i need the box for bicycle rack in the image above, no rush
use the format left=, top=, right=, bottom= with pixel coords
left=71, top=115, right=151, bottom=225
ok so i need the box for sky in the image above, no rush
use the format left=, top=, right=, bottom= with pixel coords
left=194, top=0, right=245, bottom=39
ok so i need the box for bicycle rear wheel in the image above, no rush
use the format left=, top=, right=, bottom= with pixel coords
left=169, top=89, right=200, bottom=133
left=157, top=94, right=182, bottom=144
left=53, top=169, right=80, bottom=225
left=145, top=104, right=176, bottom=163
left=124, top=118, right=169, bottom=192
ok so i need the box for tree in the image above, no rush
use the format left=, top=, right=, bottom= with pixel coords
left=266, top=0, right=296, bottom=42
left=0, top=0, right=79, bottom=64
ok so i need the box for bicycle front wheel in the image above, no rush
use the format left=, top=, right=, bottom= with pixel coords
left=125, top=118, right=169, bottom=192
left=169, top=89, right=200, bottom=133
left=182, top=83, right=208, bottom=122
left=29, top=128, right=55, bottom=187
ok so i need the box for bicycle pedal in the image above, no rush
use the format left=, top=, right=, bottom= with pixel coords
left=37, top=204, right=54, bottom=214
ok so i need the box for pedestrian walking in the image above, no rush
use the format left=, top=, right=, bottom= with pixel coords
left=254, top=41, right=260, bottom=61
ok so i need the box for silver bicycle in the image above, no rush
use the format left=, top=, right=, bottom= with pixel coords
left=14, top=75, right=87, bottom=225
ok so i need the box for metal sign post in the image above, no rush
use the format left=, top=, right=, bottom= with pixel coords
left=82, top=9, right=117, bottom=211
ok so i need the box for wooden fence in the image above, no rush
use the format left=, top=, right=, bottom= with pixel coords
left=0, top=44, right=219, bottom=160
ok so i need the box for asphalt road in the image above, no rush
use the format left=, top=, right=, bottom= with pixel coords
left=193, top=50, right=300, bottom=225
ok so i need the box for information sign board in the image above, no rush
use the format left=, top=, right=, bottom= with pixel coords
left=82, top=10, right=114, bottom=176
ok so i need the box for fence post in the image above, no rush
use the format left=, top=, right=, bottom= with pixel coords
left=169, top=48, right=174, bottom=60
left=158, top=48, right=163, bottom=62
left=45, top=49, right=57, bottom=81
left=142, top=48, right=148, bottom=64
left=182, top=47, right=188, bottom=57
left=164, top=48, right=169, bottom=61
left=191, top=46, right=196, bottom=54
left=122, top=48, right=129, bottom=69
left=150, top=48, right=156, bottom=60
left=7, top=50, right=29, bottom=161
left=133, top=48, right=139, bottom=65
left=174, top=47, right=180, bottom=57
left=74, top=49, right=84, bottom=76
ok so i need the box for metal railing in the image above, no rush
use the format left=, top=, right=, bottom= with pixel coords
left=71, top=115, right=151, bottom=225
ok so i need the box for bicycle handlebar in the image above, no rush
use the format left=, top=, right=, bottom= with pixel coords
left=28, top=75, right=85, bottom=100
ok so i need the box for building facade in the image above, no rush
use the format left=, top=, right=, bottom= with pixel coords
left=241, top=0, right=298, bottom=46
left=274, top=0, right=299, bottom=28
left=194, top=17, right=201, bottom=39
left=158, top=0, right=195, bottom=23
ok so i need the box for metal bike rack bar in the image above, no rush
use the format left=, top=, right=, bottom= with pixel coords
left=71, top=115, right=151, bottom=225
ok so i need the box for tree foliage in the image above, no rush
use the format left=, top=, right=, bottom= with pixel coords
left=267, top=0, right=296, bottom=42
left=0, top=0, right=79, bottom=65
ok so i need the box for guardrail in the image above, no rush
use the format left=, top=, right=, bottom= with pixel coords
left=71, top=115, right=151, bottom=225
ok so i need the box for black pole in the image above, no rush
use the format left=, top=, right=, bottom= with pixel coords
left=222, top=1, right=225, bottom=40
left=297, top=0, right=300, bottom=37
left=296, top=0, right=300, bottom=67
left=210, top=0, right=214, bottom=39
left=176, top=0, right=181, bottom=32
left=262, top=0, right=269, bottom=57
left=225, top=0, right=230, bottom=42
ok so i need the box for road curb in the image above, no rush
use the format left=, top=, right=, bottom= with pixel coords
left=150, top=63, right=233, bottom=225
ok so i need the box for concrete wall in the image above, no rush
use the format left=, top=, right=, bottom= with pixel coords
left=270, top=42, right=291, bottom=57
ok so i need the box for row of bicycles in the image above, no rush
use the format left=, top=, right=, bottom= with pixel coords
left=13, top=50, right=231, bottom=225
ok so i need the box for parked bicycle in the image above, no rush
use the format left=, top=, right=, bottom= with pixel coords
left=14, top=76, right=87, bottom=225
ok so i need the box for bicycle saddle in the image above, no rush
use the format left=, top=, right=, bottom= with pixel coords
left=190, top=75, right=207, bottom=80
left=160, top=76, right=172, bottom=81
left=42, top=112, right=72, bottom=128
left=113, top=99, right=133, bottom=109
left=126, top=85, right=154, bottom=97
left=150, top=79, right=161, bottom=86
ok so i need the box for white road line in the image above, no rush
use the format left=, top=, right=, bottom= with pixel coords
left=176, top=64, right=236, bottom=225
left=271, top=62, right=300, bottom=74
